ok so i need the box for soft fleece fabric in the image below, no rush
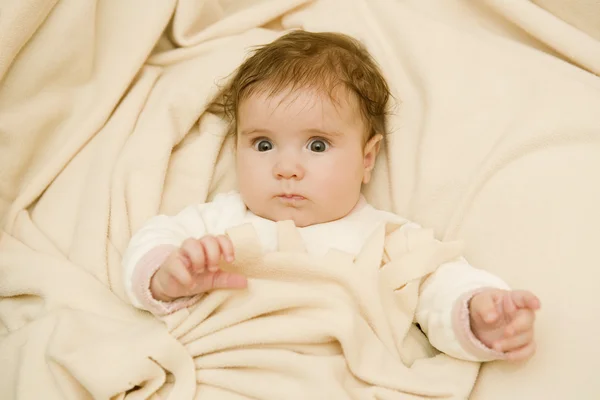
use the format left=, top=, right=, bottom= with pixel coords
left=2, top=0, right=600, bottom=399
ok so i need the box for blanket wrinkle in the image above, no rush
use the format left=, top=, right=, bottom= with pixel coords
left=485, top=0, right=600, bottom=75
left=1, top=0, right=600, bottom=399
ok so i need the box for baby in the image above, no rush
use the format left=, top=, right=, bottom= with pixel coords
left=122, top=31, right=540, bottom=363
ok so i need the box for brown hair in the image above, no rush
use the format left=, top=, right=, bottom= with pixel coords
left=209, top=30, right=392, bottom=142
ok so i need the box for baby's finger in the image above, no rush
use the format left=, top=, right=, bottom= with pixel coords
left=505, top=342, right=537, bottom=362
left=511, top=290, right=541, bottom=310
left=216, top=235, right=235, bottom=263
left=200, top=236, right=222, bottom=272
left=524, top=292, right=541, bottom=310
left=493, top=291, right=504, bottom=317
left=471, top=291, right=502, bottom=324
left=503, top=293, right=518, bottom=319
left=159, top=250, right=192, bottom=288
left=493, top=330, right=533, bottom=353
left=505, top=310, right=535, bottom=336
left=167, top=259, right=194, bottom=287
left=181, top=239, right=206, bottom=273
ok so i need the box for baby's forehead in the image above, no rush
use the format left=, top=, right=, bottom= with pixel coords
left=237, top=87, right=368, bottom=140
left=240, top=86, right=362, bottom=120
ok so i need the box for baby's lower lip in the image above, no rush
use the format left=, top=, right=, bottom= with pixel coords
left=278, top=195, right=305, bottom=201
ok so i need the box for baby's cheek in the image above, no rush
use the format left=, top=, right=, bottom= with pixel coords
left=237, top=153, right=264, bottom=180
left=319, top=168, right=362, bottom=204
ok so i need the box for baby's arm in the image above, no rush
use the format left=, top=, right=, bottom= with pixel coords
left=121, top=192, right=247, bottom=315
left=417, top=255, right=541, bottom=363
left=409, top=217, right=542, bottom=363
left=415, top=256, right=511, bottom=362
left=122, top=205, right=210, bottom=314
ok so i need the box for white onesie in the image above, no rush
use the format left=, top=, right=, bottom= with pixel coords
left=122, top=191, right=509, bottom=361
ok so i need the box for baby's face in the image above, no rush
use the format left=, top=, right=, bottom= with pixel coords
left=235, top=87, right=380, bottom=227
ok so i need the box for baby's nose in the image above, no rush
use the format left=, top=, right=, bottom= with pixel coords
left=273, top=156, right=305, bottom=180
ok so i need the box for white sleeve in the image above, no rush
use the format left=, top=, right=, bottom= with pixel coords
left=121, top=191, right=247, bottom=310
left=402, top=223, right=511, bottom=361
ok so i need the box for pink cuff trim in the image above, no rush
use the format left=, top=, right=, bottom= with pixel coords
left=452, top=289, right=507, bottom=361
left=132, top=245, right=202, bottom=316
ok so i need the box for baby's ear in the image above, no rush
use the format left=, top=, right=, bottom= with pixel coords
left=362, top=134, right=382, bottom=183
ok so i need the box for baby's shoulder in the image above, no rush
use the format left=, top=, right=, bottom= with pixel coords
left=357, top=203, right=413, bottom=227
left=209, top=190, right=246, bottom=210
left=193, top=191, right=249, bottom=233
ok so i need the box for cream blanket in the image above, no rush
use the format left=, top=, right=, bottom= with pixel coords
left=1, top=0, right=600, bottom=399
left=159, top=222, right=475, bottom=399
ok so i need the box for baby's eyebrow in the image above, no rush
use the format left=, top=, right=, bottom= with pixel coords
left=239, top=128, right=273, bottom=136
left=238, top=128, right=343, bottom=137
left=302, top=128, right=343, bottom=137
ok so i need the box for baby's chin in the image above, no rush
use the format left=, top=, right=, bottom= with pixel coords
left=257, top=207, right=349, bottom=228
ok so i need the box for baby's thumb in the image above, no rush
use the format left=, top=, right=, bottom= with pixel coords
left=189, top=271, right=247, bottom=294
left=211, top=271, right=248, bottom=290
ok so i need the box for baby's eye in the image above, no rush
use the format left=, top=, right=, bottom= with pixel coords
left=254, top=139, right=273, bottom=152
left=308, top=138, right=329, bottom=153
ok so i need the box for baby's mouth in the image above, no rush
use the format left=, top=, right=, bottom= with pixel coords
left=277, top=194, right=306, bottom=202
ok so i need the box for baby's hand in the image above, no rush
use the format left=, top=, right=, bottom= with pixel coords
left=469, top=289, right=541, bottom=362
left=150, top=235, right=247, bottom=302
